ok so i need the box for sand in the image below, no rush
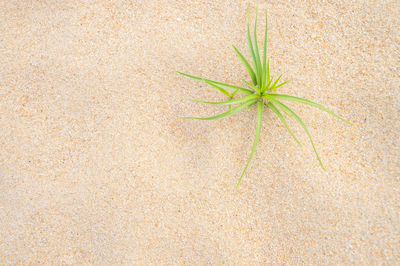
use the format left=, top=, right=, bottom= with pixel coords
left=1, top=0, right=399, bottom=264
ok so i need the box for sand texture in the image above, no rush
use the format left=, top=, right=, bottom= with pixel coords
left=1, top=0, right=399, bottom=264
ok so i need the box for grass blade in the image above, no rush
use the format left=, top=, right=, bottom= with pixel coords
left=253, top=8, right=263, bottom=88
left=265, top=93, right=352, bottom=124
left=267, top=102, right=301, bottom=146
left=236, top=100, right=263, bottom=188
left=270, top=80, right=288, bottom=91
left=182, top=94, right=258, bottom=105
left=232, top=45, right=257, bottom=85
left=247, top=7, right=259, bottom=85
left=204, top=81, right=231, bottom=97
left=230, top=89, right=239, bottom=98
left=263, top=70, right=273, bottom=93
left=263, top=95, right=291, bottom=117
left=261, top=60, right=271, bottom=93
left=271, top=99, right=325, bottom=170
left=176, top=71, right=253, bottom=95
left=269, top=74, right=282, bottom=91
left=262, top=9, right=268, bottom=89
left=181, top=99, right=257, bottom=120
left=279, top=104, right=293, bottom=117
left=241, top=79, right=260, bottom=93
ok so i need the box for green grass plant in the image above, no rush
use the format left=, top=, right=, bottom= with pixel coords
left=177, top=7, right=352, bottom=188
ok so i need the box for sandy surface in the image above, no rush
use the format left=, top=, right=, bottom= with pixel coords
left=1, top=0, right=399, bottom=264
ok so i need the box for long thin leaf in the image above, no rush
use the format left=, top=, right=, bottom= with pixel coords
left=236, top=100, right=263, bottom=188
left=241, top=79, right=260, bottom=93
left=247, top=7, right=258, bottom=85
left=261, top=60, right=271, bottom=93
left=232, top=45, right=257, bottom=85
left=253, top=8, right=263, bottom=88
left=262, top=9, right=268, bottom=89
left=263, top=69, right=273, bottom=93
left=269, top=74, right=282, bottom=91
left=229, top=90, right=239, bottom=111
left=271, top=99, right=325, bottom=170
left=265, top=93, right=352, bottom=124
left=204, top=81, right=231, bottom=97
left=181, top=99, right=257, bottom=120
left=278, top=103, right=293, bottom=117
left=176, top=71, right=254, bottom=95
left=270, top=80, right=288, bottom=91
left=267, top=102, right=301, bottom=146
left=230, top=89, right=239, bottom=98
left=182, top=94, right=258, bottom=106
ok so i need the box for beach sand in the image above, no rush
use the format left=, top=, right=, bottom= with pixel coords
left=1, top=0, right=399, bottom=264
